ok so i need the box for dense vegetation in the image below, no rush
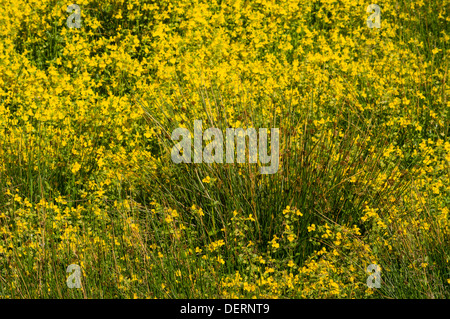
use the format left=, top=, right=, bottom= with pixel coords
left=0, top=0, right=448, bottom=298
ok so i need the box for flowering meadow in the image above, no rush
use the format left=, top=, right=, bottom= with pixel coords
left=0, top=0, right=448, bottom=298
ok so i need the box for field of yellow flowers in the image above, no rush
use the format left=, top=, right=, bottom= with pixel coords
left=0, top=0, right=448, bottom=298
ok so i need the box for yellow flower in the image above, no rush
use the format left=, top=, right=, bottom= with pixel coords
left=165, top=215, right=173, bottom=223
left=270, top=235, right=279, bottom=249
left=431, top=47, right=441, bottom=55
left=265, top=267, right=275, bottom=274
left=202, top=176, right=211, bottom=183
left=71, top=162, right=81, bottom=174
